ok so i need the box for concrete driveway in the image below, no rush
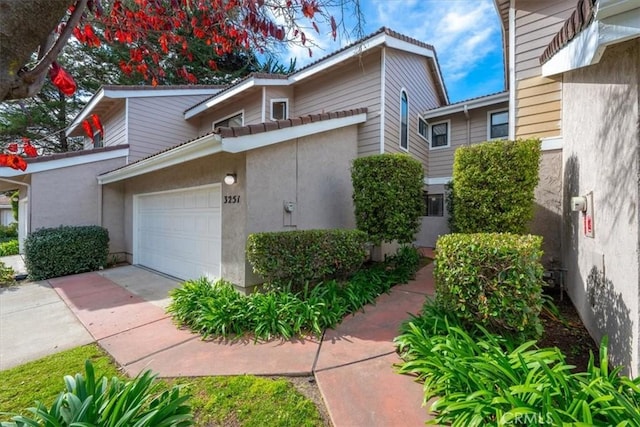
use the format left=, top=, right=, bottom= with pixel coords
left=0, top=262, right=180, bottom=371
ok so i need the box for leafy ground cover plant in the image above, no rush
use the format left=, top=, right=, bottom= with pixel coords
left=1, top=360, right=193, bottom=427
left=169, top=246, right=421, bottom=340
left=0, top=260, right=15, bottom=286
left=0, top=345, right=326, bottom=427
left=395, top=300, right=640, bottom=426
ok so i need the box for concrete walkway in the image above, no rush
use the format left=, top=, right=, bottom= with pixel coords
left=5, top=260, right=438, bottom=425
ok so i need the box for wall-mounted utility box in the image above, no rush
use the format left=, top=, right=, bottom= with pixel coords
left=571, top=196, right=587, bottom=212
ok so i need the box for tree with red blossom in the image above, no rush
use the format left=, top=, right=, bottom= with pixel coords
left=0, top=0, right=363, bottom=102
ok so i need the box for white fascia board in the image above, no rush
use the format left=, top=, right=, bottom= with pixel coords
left=542, top=8, right=640, bottom=76
left=66, top=89, right=105, bottom=136
left=422, top=92, right=509, bottom=119
left=184, top=78, right=287, bottom=119
left=541, top=136, right=563, bottom=151
left=0, top=148, right=129, bottom=178
left=424, top=177, right=452, bottom=185
left=222, top=113, right=367, bottom=154
left=597, top=0, right=640, bottom=19
left=98, top=137, right=222, bottom=184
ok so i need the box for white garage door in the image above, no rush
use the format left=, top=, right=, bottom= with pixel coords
left=134, top=184, right=221, bottom=280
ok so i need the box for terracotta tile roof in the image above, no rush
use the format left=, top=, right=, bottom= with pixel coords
left=214, top=108, right=368, bottom=137
left=100, top=84, right=227, bottom=91
left=540, top=0, right=597, bottom=64
left=27, top=145, right=129, bottom=164
left=99, top=108, right=367, bottom=177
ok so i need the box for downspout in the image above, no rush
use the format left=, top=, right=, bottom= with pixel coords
left=0, top=177, right=32, bottom=252
left=463, top=104, right=470, bottom=145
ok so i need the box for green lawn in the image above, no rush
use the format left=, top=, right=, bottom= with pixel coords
left=0, top=344, right=325, bottom=426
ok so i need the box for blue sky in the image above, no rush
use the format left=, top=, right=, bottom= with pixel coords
left=280, top=0, right=505, bottom=103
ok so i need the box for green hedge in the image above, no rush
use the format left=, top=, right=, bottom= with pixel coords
left=351, top=154, right=425, bottom=245
left=434, top=232, right=544, bottom=338
left=25, top=226, right=109, bottom=280
left=246, top=229, right=368, bottom=292
left=0, top=239, right=18, bottom=256
left=450, top=139, right=540, bottom=233
left=0, top=223, right=18, bottom=240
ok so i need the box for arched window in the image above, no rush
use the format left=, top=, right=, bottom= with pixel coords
left=400, top=90, right=408, bottom=150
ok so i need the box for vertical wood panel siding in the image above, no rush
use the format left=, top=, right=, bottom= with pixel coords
left=383, top=49, right=442, bottom=171
left=514, top=0, right=574, bottom=139
left=293, top=51, right=382, bottom=157
left=127, top=95, right=210, bottom=161
left=196, top=90, right=262, bottom=135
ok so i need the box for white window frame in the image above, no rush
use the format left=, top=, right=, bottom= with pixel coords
left=417, top=116, right=429, bottom=142
left=212, top=109, right=244, bottom=130
left=399, top=88, right=409, bottom=151
left=487, top=109, right=509, bottom=140
left=429, top=119, right=450, bottom=150
left=270, top=98, right=289, bottom=121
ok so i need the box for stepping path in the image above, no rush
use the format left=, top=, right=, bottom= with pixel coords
left=49, top=261, right=438, bottom=426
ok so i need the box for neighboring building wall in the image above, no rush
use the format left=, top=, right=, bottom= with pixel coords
left=426, top=101, right=509, bottom=178
left=561, top=39, right=640, bottom=376
left=245, top=126, right=359, bottom=286
left=127, top=95, right=211, bottom=161
left=294, top=50, right=382, bottom=157
left=514, top=0, right=574, bottom=139
left=196, top=90, right=262, bottom=134
left=29, top=156, right=127, bottom=241
left=384, top=48, right=442, bottom=167
left=120, top=153, right=247, bottom=285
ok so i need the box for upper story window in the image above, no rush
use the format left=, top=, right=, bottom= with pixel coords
left=488, top=110, right=508, bottom=139
left=213, top=111, right=243, bottom=129
left=93, top=131, right=103, bottom=148
left=418, top=116, right=428, bottom=141
left=271, top=99, right=288, bottom=121
left=430, top=120, right=450, bottom=149
left=400, top=90, right=408, bottom=150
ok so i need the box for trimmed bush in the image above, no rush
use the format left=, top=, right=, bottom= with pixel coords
left=434, top=232, right=544, bottom=338
left=25, top=226, right=109, bottom=280
left=0, top=261, right=14, bottom=286
left=450, top=138, right=540, bottom=233
left=246, top=229, right=368, bottom=292
left=0, top=223, right=17, bottom=240
left=0, top=239, right=18, bottom=256
left=351, top=154, right=425, bottom=245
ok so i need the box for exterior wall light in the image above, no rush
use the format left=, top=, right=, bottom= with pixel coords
left=224, top=173, right=237, bottom=185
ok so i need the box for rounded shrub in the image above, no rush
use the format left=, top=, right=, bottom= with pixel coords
left=351, top=153, right=424, bottom=245
left=434, top=232, right=545, bottom=338
left=450, top=138, right=540, bottom=233
left=25, top=225, right=109, bottom=280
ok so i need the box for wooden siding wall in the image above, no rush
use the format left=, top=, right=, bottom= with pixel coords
left=427, top=101, right=509, bottom=178
left=293, top=50, right=382, bottom=157
left=197, top=90, right=262, bottom=134
left=514, top=0, right=574, bottom=139
left=127, top=95, right=209, bottom=161
left=85, top=100, right=126, bottom=149
left=384, top=49, right=442, bottom=170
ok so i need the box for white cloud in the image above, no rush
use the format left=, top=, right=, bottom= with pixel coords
left=276, top=0, right=504, bottom=102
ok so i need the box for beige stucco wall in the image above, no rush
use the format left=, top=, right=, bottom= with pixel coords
left=30, top=158, right=127, bottom=254
left=561, top=39, right=640, bottom=376
left=245, top=126, right=359, bottom=286
left=532, top=149, right=563, bottom=267
left=119, top=152, right=248, bottom=285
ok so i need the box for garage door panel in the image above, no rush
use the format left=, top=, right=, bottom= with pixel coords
left=135, top=185, right=221, bottom=280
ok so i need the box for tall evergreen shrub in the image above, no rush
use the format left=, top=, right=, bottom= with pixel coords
left=351, top=154, right=424, bottom=245
left=450, top=139, right=541, bottom=233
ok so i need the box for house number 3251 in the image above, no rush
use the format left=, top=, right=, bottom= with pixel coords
left=224, top=195, right=240, bottom=204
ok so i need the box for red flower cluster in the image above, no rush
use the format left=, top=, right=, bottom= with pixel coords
left=1, top=138, right=39, bottom=172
